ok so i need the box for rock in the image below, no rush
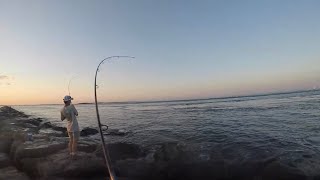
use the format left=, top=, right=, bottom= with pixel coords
left=104, top=129, right=128, bottom=136
left=77, top=139, right=98, bottom=153
left=0, top=134, right=13, bottom=153
left=39, top=122, right=54, bottom=129
left=38, top=128, right=67, bottom=137
left=39, top=122, right=68, bottom=137
left=13, top=140, right=67, bottom=161
left=0, top=153, right=11, bottom=168
left=9, top=139, right=24, bottom=160
left=261, top=161, right=307, bottom=180
left=62, top=153, right=107, bottom=178
left=154, top=142, right=192, bottom=162
left=24, top=118, right=42, bottom=127
left=21, top=150, right=107, bottom=178
left=0, top=166, right=30, bottom=180
left=80, top=127, right=99, bottom=137
left=95, top=143, right=145, bottom=162
left=116, top=159, right=155, bottom=179
left=0, top=106, right=29, bottom=118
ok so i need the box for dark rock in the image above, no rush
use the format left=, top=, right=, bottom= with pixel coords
left=21, top=150, right=107, bottom=178
left=261, top=161, right=307, bottom=180
left=77, top=138, right=98, bottom=153
left=9, top=139, right=24, bottom=160
left=0, top=106, right=29, bottom=118
left=104, top=129, right=128, bottom=136
left=116, top=159, right=155, bottom=179
left=39, top=122, right=54, bottom=129
left=95, top=143, right=145, bottom=162
left=39, top=122, right=68, bottom=137
left=0, top=153, right=11, bottom=168
left=24, top=119, right=42, bottom=127
left=80, top=127, right=99, bottom=137
left=0, top=134, right=13, bottom=153
left=154, top=142, right=193, bottom=162
left=0, top=166, right=30, bottom=180
left=13, top=140, right=67, bottom=161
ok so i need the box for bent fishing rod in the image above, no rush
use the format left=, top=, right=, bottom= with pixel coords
left=94, top=56, right=134, bottom=180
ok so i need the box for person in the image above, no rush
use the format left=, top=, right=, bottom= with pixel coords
left=60, top=95, right=80, bottom=157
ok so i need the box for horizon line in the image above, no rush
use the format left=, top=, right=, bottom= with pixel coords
left=7, top=88, right=319, bottom=106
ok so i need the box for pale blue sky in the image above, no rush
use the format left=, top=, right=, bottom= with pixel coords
left=1, top=0, right=320, bottom=104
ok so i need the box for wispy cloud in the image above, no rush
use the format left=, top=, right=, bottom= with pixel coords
left=0, top=74, right=13, bottom=86
left=0, top=75, right=9, bottom=80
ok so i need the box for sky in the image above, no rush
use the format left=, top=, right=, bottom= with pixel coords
left=1, top=0, right=320, bottom=105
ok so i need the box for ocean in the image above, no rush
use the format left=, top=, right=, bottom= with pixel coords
left=13, top=90, right=320, bottom=175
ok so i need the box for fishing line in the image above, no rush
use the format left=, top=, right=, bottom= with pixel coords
left=67, top=75, right=77, bottom=96
left=94, top=56, right=134, bottom=180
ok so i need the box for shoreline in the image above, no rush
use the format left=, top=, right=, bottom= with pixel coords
left=6, top=89, right=319, bottom=106
left=0, top=106, right=320, bottom=180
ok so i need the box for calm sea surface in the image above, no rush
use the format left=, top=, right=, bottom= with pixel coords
left=13, top=90, right=320, bottom=167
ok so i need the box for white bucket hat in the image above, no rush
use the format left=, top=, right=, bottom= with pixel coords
left=63, top=95, right=73, bottom=102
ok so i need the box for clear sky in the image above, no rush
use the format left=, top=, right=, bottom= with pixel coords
left=1, top=0, right=320, bottom=105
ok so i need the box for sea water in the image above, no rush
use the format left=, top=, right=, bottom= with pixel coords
left=13, top=90, right=320, bottom=172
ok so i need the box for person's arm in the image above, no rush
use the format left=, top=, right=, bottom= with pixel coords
left=72, top=104, right=78, bottom=116
left=61, top=110, right=65, bottom=121
left=60, top=112, right=66, bottom=121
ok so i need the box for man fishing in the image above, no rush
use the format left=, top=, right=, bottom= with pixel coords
left=60, top=95, right=80, bottom=157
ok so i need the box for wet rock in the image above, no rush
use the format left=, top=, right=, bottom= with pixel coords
left=154, top=142, right=192, bottom=162
left=0, top=166, right=30, bottom=180
left=21, top=150, right=107, bottom=178
left=0, top=106, right=29, bottom=118
left=80, top=127, right=99, bottom=137
left=24, top=118, right=42, bottom=127
left=11, top=139, right=67, bottom=168
left=39, top=122, right=68, bottom=137
left=104, top=129, right=128, bottom=136
left=116, top=159, right=155, bottom=179
left=38, top=128, right=66, bottom=137
left=261, top=161, right=307, bottom=180
left=0, top=153, right=11, bottom=168
left=77, top=139, right=98, bottom=153
left=39, top=122, right=54, bottom=129
left=95, top=143, right=145, bottom=162
left=9, top=139, right=24, bottom=160
left=0, top=134, right=13, bottom=153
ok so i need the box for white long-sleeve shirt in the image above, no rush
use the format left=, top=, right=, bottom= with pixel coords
left=60, top=104, right=79, bottom=132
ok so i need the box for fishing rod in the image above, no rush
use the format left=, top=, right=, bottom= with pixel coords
left=68, top=75, right=77, bottom=96
left=94, top=56, right=134, bottom=180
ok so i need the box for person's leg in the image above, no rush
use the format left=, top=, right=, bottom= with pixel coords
left=68, top=132, right=74, bottom=155
left=72, top=131, right=80, bottom=155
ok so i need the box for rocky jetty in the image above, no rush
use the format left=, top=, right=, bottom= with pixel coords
left=0, top=106, right=319, bottom=180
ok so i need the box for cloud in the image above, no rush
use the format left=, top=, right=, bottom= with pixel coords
left=0, top=75, right=9, bottom=80
left=0, top=75, right=13, bottom=86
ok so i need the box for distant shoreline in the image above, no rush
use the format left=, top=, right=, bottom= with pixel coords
left=6, top=89, right=319, bottom=106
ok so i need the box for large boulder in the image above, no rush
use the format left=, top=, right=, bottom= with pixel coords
left=0, top=106, right=29, bottom=118
left=39, top=122, right=68, bottom=137
left=95, top=143, right=145, bottom=162
left=0, top=153, right=11, bottom=168
left=24, top=118, right=42, bottom=127
left=0, top=134, right=13, bottom=153
left=20, top=150, right=107, bottom=178
left=13, top=140, right=67, bottom=160
left=261, top=161, right=307, bottom=180
left=0, top=166, right=30, bottom=180
left=80, top=127, right=99, bottom=137
left=77, top=138, right=98, bottom=153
